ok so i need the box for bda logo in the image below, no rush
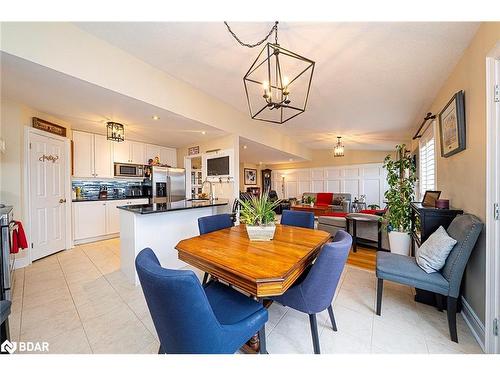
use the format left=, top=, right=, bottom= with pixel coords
left=1, top=340, right=17, bottom=354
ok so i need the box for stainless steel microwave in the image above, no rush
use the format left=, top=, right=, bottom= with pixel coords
left=114, top=163, right=144, bottom=178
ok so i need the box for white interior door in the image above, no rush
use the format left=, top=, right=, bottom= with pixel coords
left=29, top=132, right=67, bottom=260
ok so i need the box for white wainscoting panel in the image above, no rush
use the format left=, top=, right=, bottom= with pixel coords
left=311, top=180, right=325, bottom=193
left=273, top=163, right=387, bottom=206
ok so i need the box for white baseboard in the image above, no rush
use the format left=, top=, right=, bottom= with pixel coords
left=14, top=256, right=30, bottom=269
left=73, top=233, right=119, bottom=246
left=461, top=296, right=485, bottom=352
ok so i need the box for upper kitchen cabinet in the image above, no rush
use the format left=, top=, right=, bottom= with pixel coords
left=145, top=143, right=177, bottom=167
left=72, top=130, right=112, bottom=178
left=161, top=147, right=177, bottom=167
left=94, top=134, right=113, bottom=177
left=113, top=140, right=145, bottom=164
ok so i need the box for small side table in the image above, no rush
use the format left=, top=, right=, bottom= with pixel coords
left=346, top=213, right=382, bottom=253
left=351, top=201, right=367, bottom=213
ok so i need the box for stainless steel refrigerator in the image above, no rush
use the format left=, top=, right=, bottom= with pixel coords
left=151, top=167, right=186, bottom=204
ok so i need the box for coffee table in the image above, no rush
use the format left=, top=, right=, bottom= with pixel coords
left=291, top=203, right=333, bottom=217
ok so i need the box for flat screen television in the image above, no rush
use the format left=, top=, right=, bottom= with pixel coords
left=207, top=156, right=230, bottom=176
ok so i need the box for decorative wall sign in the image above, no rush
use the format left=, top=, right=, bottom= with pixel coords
left=244, top=168, right=258, bottom=185
left=39, top=154, right=59, bottom=163
left=188, top=146, right=200, bottom=155
left=438, top=90, right=466, bottom=158
left=32, top=117, right=67, bottom=137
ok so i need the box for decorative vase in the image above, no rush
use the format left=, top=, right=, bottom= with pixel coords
left=388, top=231, right=411, bottom=256
left=245, top=223, right=276, bottom=241
left=310, top=202, right=314, bottom=207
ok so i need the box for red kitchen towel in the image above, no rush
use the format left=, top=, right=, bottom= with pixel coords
left=11, top=221, right=28, bottom=254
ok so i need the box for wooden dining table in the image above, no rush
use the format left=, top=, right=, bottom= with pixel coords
left=175, top=223, right=332, bottom=353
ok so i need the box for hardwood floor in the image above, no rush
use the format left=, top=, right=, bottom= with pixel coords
left=346, top=246, right=377, bottom=271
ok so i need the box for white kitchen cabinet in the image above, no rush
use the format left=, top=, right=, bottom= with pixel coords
left=113, top=140, right=132, bottom=163
left=130, top=141, right=145, bottom=164
left=106, top=198, right=149, bottom=234
left=73, top=131, right=94, bottom=177
left=145, top=143, right=177, bottom=167
left=73, top=201, right=107, bottom=240
left=73, top=130, right=112, bottom=178
left=105, top=200, right=123, bottom=235
left=161, top=147, right=177, bottom=167
left=113, top=140, right=145, bottom=164
left=93, top=134, right=113, bottom=178
left=74, top=198, right=149, bottom=242
left=145, top=143, right=162, bottom=164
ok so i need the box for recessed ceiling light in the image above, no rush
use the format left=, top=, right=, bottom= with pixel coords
left=243, top=145, right=247, bottom=149
left=152, top=115, right=160, bottom=120
left=201, top=131, right=206, bottom=135
left=289, top=158, right=293, bottom=161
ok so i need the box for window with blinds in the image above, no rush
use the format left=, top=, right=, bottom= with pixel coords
left=419, top=123, right=436, bottom=197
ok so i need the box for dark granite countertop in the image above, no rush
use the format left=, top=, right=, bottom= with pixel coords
left=117, top=199, right=229, bottom=214
left=72, top=196, right=149, bottom=202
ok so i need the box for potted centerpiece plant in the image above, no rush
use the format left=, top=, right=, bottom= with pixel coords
left=238, top=192, right=281, bottom=241
left=383, top=144, right=416, bottom=255
left=305, top=195, right=316, bottom=207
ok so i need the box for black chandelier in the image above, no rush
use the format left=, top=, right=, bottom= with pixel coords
left=333, top=136, right=345, bottom=157
left=225, top=22, right=315, bottom=124
left=106, top=121, right=125, bottom=142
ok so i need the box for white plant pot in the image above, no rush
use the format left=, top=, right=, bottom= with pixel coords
left=388, top=231, right=411, bottom=256
left=310, top=202, right=314, bottom=207
left=245, top=223, right=276, bottom=241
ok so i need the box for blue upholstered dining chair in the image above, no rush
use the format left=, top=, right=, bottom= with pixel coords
left=135, top=248, right=268, bottom=354
left=198, top=213, right=234, bottom=284
left=376, top=214, right=483, bottom=343
left=280, top=209, right=315, bottom=229
left=272, top=230, right=352, bottom=354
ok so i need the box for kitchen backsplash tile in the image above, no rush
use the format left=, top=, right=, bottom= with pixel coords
left=72, top=179, right=146, bottom=200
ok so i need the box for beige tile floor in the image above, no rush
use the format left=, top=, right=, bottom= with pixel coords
left=9, top=238, right=483, bottom=354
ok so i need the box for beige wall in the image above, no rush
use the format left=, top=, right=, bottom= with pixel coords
left=411, top=22, right=500, bottom=324
left=177, top=134, right=240, bottom=203
left=268, top=149, right=394, bottom=170
left=0, top=99, right=73, bottom=261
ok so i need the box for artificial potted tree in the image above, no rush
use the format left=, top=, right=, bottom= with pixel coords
left=383, top=144, right=416, bottom=255
left=238, top=192, right=282, bottom=241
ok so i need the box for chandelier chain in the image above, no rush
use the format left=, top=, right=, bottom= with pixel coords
left=224, top=21, right=278, bottom=48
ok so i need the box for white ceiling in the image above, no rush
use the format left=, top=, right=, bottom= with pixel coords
left=0, top=52, right=226, bottom=148
left=239, top=137, right=306, bottom=165
left=76, top=22, right=479, bottom=150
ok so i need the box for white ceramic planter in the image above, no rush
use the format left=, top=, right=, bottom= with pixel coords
left=246, top=223, right=276, bottom=241
left=388, top=231, right=411, bottom=256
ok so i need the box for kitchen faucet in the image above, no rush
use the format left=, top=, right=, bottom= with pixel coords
left=202, top=178, right=216, bottom=202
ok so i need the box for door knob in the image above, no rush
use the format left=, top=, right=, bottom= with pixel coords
left=59, top=198, right=67, bottom=203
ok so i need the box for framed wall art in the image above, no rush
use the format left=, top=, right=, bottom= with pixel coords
left=244, top=168, right=257, bottom=185
left=438, top=90, right=466, bottom=158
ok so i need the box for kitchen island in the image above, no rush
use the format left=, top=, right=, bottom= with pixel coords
left=118, top=199, right=229, bottom=284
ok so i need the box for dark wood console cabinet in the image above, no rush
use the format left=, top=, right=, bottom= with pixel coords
left=410, top=202, right=463, bottom=307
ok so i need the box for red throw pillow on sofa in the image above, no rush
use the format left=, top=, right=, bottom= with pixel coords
left=316, top=192, right=333, bottom=206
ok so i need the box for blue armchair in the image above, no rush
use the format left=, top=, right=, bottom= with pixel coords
left=198, top=213, right=234, bottom=284
left=376, top=214, right=483, bottom=343
left=135, top=248, right=268, bottom=354
left=272, top=230, right=352, bottom=353
left=280, top=210, right=315, bottom=229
